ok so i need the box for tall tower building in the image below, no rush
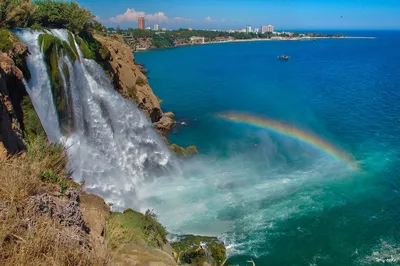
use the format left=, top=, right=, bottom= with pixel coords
left=245, top=25, right=252, bottom=33
left=154, top=24, right=159, bottom=31
left=138, top=17, right=145, bottom=29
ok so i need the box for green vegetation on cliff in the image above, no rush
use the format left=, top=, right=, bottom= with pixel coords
left=1, top=0, right=102, bottom=35
left=0, top=29, right=13, bottom=52
left=38, top=33, right=78, bottom=134
left=106, top=209, right=168, bottom=249
left=172, top=235, right=226, bottom=266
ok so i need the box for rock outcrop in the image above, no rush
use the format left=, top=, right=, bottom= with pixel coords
left=0, top=31, right=29, bottom=154
left=94, top=34, right=174, bottom=133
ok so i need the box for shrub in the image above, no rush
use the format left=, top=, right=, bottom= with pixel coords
left=126, top=85, right=139, bottom=104
left=143, top=209, right=168, bottom=247
left=123, top=208, right=134, bottom=214
left=136, top=76, right=146, bottom=86
left=0, top=29, right=12, bottom=52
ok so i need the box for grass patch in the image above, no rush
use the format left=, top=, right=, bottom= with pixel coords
left=106, top=209, right=167, bottom=250
left=0, top=29, right=13, bottom=52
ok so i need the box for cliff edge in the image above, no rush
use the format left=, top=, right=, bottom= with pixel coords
left=94, top=34, right=174, bottom=133
left=0, top=30, right=29, bottom=153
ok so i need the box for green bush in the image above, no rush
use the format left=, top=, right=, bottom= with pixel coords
left=0, top=29, right=12, bottom=52
left=123, top=208, right=134, bottom=214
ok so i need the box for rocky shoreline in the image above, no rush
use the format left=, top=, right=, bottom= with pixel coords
left=133, top=35, right=376, bottom=52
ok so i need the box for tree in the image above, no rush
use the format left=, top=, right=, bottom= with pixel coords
left=33, top=0, right=94, bottom=33
left=0, top=0, right=36, bottom=28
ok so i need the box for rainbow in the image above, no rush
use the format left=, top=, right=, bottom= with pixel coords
left=216, top=112, right=359, bottom=169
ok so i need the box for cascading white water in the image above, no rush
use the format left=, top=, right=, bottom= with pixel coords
left=17, top=29, right=175, bottom=209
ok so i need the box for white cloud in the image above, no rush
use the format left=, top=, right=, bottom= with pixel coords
left=173, top=17, right=192, bottom=21
left=110, top=8, right=145, bottom=23
left=146, top=12, right=169, bottom=23
left=110, top=8, right=191, bottom=24
left=204, top=16, right=212, bottom=22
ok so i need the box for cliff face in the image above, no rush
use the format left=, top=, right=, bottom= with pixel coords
left=94, top=34, right=174, bottom=133
left=0, top=32, right=29, bottom=154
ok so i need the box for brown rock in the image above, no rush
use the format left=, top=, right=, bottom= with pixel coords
left=79, top=191, right=110, bottom=237
left=94, top=34, right=165, bottom=122
left=153, top=115, right=174, bottom=133
left=163, top=112, right=175, bottom=119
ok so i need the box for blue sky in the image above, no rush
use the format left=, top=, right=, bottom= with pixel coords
left=78, top=0, right=400, bottom=30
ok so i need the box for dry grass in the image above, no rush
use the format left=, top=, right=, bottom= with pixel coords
left=0, top=213, right=111, bottom=266
left=0, top=137, right=111, bottom=265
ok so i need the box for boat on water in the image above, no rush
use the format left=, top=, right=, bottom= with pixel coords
left=278, top=55, right=290, bottom=60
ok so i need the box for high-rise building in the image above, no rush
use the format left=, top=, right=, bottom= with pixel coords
left=161, top=27, right=167, bottom=32
left=154, top=24, right=159, bottom=31
left=261, top=25, right=268, bottom=34
left=245, top=25, right=252, bottom=33
left=267, top=25, right=274, bottom=33
left=253, top=28, right=259, bottom=33
left=138, top=17, right=145, bottom=29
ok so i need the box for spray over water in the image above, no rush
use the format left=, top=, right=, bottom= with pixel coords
left=17, top=29, right=365, bottom=260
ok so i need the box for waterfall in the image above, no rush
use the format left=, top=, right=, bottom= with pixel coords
left=16, top=29, right=175, bottom=209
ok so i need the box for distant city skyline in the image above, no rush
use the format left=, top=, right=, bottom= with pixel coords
left=78, top=0, right=400, bottom=30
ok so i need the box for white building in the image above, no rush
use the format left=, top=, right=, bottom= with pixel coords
left=154, top=24, right=159, bottom=31
left=146, top=26, right=151, bottom=30
left=245, top=25, right=252, bottom=33
left=189, top=36, right=205, bottom=44
left=267, top=25, right=274, bottom=33
left=253, top=28, right=259, bottom=33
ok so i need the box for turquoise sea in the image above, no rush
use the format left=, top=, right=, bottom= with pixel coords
left=136, top=31, right=400, bottom=265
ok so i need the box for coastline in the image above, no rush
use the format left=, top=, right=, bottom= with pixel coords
left=135, top=36, right=376, bottom=52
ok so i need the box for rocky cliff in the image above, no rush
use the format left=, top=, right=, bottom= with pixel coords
left=94, top=34, right=174, bottom=133
left=0, top=31, right=29, bottom=154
